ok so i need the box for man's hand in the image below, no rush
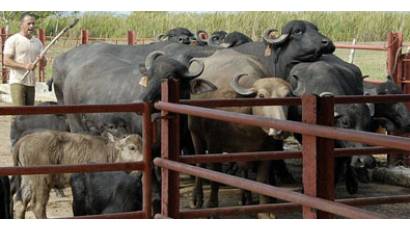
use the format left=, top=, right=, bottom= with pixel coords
left=25, top=62, right=37, bottom=71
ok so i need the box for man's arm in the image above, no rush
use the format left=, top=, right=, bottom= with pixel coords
left=4, top=54, right=37, bottom=71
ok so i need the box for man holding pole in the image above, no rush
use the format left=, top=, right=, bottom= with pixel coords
left=3, top=12, right=46, bottom=106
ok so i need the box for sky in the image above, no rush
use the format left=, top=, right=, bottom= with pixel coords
left=1, top=0, right=410, bottom=11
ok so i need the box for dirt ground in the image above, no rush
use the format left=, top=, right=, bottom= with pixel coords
left=1, top=102, right=410, bottom=219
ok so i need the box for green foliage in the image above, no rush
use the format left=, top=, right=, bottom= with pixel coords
left=1, top=11, right=410, bottom=41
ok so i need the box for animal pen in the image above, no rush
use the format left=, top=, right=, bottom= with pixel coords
left=1, top=29, right=410, bottom=218
left=1, top=79, right=410, bottom=218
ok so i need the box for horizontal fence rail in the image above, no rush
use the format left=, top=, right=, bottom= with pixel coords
left=180, top=94, right=410, bottom=108
left=179, top=195, right=410, bottom=218
left=0, top=103, right=145, bottom=115
left=154, top=158, right=382, bottom=219
left=65, top=211, right=146, bottom=219
left=155, top=101, right=410, bottom=151
left=0, top=162, right=144, bottom=176
left=179, top=146, right=406, bottom=164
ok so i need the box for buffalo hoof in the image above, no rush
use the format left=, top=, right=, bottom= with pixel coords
left=355, top=167, right=370, bottom=183
left=190, top=192, right=203, bottom=209
left=346, top=179, right=359, bottom=195
left=241, top=191, right=254, bottom=205
left=257, top=212, right=276, bottom=219
left=206, top=200, right=218, bottom=208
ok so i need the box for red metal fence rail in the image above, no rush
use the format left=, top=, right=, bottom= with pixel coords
left=0, top=102, right=153, bottom=219
left=154, top=79, right=410, bottom=219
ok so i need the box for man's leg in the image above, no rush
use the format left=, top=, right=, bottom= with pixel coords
left=10, top=84, right=26, bottom=106
left=25, top=86, right=35, bottom=106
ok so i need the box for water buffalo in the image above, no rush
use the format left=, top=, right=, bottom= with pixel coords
left=183, top=50, right=292, bottom=218
left=9, top=101, right=69, bottom=147
left=288, top=54, right=376, bottom=194
left=163, top=20, right=335, bottom=79
left=13, top=130, right=143, bottom=219
left=205, top=31, right=252, bottom=48
left=364, top=75, right=410, bottom=133
left=0, top=176, right=12, bottom=219
left=157, top=27, right=195, bottom=45
left=70, top=171, right=142, bottom=216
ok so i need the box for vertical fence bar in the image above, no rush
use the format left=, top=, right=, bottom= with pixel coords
left=38, top=28, right=46, bottom=82
left=160, top=79, right=181, bottom=218
left=142, top=102, right=153, bottom=218
left=81, top=29, right=89, bottom=45
left=302, top=95, right=335, bottom=218
left=386, top=32, right=403, bottom=84
left=128, top=30, right=136, bottom=46
left=1, top=27, right=7, bottom=83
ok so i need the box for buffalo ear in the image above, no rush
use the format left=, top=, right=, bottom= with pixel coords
left=190, top=79, right=217, bottom=95
left=139, top=64, right=148, bottom=75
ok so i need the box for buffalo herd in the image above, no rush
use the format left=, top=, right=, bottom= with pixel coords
left=1, top=20, right=409, bottom=219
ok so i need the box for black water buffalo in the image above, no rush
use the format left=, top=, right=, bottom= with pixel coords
left=0, top=176, right=12, bottom=219
left=157, top=27, right=195, bottom=45
left=288, top=54, right=376, bottom=194
left=163, top=20, right=335, bottom=79
left=205, top=31, right=252, bottom=48
left=364, top=75, right=410, bottom=133
left=70, top=171, right=142, bottom=216
left=62, top=51, right=203, bottom=134
left=9, top=101, right=69, bottom=147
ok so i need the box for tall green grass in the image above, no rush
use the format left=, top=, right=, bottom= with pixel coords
left=2, top=12, right=410, bottom=41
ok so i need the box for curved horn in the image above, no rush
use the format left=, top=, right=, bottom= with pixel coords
left=157, top=34, right=167, bottom=41
left=183, top=59, right=205, bottom=78
left=319, top=92, right=334, bottom=97
left=219, top=42, right=233, bottom=48
left=144, top=51, right=165, bottom=70
left=263, top=29, right=289, bottom=45
left=230, top=74, right=256, bottom=96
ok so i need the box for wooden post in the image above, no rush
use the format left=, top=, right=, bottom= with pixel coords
left=128, top=30, right=136, bottom=46
left=160, top=79, right=180, bottom=218
left=302, top=94, right=335, bottom=218
left=38, top=28, right=46, bottom=82
left=81, top=29, right=89, bottom=45
left=1, top=27, right=8, bottom=83
left=386, top=32, right=403, bottom=85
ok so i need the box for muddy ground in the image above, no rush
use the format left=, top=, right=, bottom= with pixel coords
left=1, top=103, right=410, bottom=219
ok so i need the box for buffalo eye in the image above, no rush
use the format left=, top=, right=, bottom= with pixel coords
left=294, top=29, right=303, bottom=35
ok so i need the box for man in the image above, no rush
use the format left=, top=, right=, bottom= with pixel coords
left=3, top=12, right=46, bottom=106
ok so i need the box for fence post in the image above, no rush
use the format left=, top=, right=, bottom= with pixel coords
left=160, top=79, right=180, bottom=218
left=302, top=94, right=335, bottom=219
left=1, top=27, right=8, bottom=83
left=386, top=32, right=403, bottom=85
left=128, top=30, right=136, bottom=46
left=38, top=28, right=46, bottom=82
left=142, top=102, right=153, bottom=218
left=81, top=29, right=89, bottom=45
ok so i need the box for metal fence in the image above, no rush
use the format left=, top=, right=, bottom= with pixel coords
left=154, top=79, right=410, bottom=219
left=0, top=102, right=153, bottom=219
